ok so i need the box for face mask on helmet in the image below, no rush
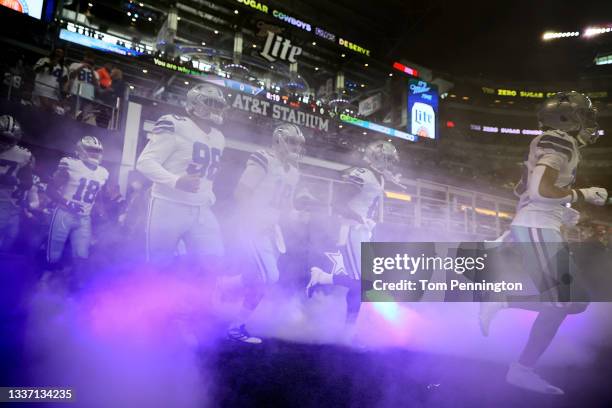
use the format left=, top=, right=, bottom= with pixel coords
left=187, top=86, right=227, bottom=126
left=538, top=91, right=599, bottom=147
left=273, top=125, right=305, bottom=164
left=366, top=142, right=399, bottom=172
left=576, top=106, right=599, bottom=147
left=77, top=138, right=103, bottom=167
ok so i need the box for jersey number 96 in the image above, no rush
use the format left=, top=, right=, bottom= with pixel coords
left=187, top=142, right=221, bottom=180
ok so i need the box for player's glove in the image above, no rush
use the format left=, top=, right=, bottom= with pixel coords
left=574, top=187, right=608, bottom=206
left=175, top=173, right=200, bottom=193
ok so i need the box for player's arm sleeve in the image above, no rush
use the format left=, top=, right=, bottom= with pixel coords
left=234, top=152, right=267, bottom=201
left=136, top=120, right=179, bottom=187
left=527, top=136, right=575, bottom=203
left=534, top=134, right=574, bottom=171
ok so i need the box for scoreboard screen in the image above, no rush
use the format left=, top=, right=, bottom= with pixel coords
left=407, top=79, right=438, bottom=139
left=0, top=0, right=44, bottom=20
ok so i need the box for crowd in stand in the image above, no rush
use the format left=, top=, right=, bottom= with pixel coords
left=2, top=47, right=125, bottom=128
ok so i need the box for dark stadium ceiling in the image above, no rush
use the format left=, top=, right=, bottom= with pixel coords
left=286, top=0, right=612, bottom=82
left=78, top=0, right=612, bottom=82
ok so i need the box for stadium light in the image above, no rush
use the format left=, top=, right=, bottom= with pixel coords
left=584, top=26, right=612, bottom=37
left=542, top=31, right=580, bottom=40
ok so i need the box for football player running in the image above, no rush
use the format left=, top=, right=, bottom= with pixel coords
left=0, top=115, right=33, bottom=251
left=306, top=140, right=401, bottom=342
left=46, top=136, right=108, bottom=287
left=136, top=83, right=227, bottom=269
left=227, top=123, right=305, bottom=344
left=479, top=91, right=607, bottom=395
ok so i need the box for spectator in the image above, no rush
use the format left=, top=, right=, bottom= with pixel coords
left=32, top=48, right=68, bottom=113
left=98, top=68, right=125, bottom=128
left=96, top=63, right=113, bottom=90
left=66, top=52, right=99, bottom=124
left=66, top=51, right=99, bottom=102
left=110, top=68, right=126, bottom=99
left=2, top=53, right=26, bottom=101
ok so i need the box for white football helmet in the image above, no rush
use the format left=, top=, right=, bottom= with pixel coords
left=0, top=114, right=22, bottom=152
left=76, top=136, right=103, bottom=167
left=272, top=123, right=305, bottom=164
left=538, top=91, right=599, bottom=147
left=185, top=83, right=227, bottom=126
left=364, top=140, right=399, bottom=172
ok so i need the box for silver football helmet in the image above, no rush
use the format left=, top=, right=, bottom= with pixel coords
left=272, top=123, right=305, bottom=164
left=76, top=136, right=103, bottom=167
left=364, top=140, right=399, bottom=172
left=538, top=91, right=599, bottom=146
left=0, top=114, right=22, bottom=152
left=185, top=83, right=227, bottom=126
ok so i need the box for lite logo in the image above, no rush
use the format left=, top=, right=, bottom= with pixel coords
left=260, top=31, right=302, bottom=63
left=411, top=102, right=435, bottom=139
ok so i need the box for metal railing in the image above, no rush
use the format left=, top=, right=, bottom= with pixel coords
left=299, top=173, right=518, bottom=240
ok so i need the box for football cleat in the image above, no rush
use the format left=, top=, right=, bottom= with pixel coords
left=306, top=267, right=333, bottom=298
left=506, top=362, right=564, bottom=395
left=478, top=301, right=507, bottom=337
left=227, top=324, right=262, bottom=344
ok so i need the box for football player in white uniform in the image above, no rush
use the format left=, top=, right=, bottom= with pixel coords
left=306, top=140, right=400, bottom=340
left=227, top=123, right=305, bottom=344
left=0, top=115, right=33, bottom=251
left=136, top=83, right=227, bottom=269
left=46, top=136, right=108, bottom=285
left=478, top=92, right=607, bottom=395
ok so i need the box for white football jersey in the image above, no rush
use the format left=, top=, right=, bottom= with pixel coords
left=237, top=149, right=300, bottom=227
left=57, top=157, right=109, bottom=215
left=343, top=166, right=384, bottom=224
left=0, top=145, right=33, bottom=202
left=137, top=114, right=225, bottom=206
left=512, top=130, right=580, bottom=230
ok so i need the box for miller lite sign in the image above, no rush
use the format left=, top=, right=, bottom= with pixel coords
left=259, top=31, right=302, bottom=63
left=408, top=79, right=438, bottom=139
